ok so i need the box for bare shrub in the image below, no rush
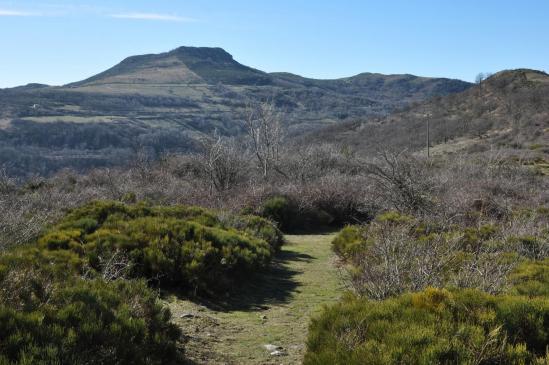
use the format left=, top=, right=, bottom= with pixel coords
left=197, top=135, right=250, bottom=194
left=364, top=151, right=436, bottom=213
left=347, top=220, right=461, bottom=299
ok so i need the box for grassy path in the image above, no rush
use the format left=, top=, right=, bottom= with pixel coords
left=166, top=233, right=341, bottom=364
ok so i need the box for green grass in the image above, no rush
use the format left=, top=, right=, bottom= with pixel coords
left=166, top=233, right=341, bottom=364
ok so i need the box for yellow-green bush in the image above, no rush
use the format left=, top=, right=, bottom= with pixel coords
left=510, top=259, right=549, bottom=297
left=0, top=200, right=285, bottom=363
left=0, top=249, right=180, bottom=364
left=331, top=225, right=366, bottom=259
left=36, top=201, right=283, bottom=293
left=305, top=288, right=549, bottom=365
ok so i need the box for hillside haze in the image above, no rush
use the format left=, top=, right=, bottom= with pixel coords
left=0, top=46, right=472, bottom=176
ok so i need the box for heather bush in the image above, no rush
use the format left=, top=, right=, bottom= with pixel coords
left=305, top=288, right=549, bottom=365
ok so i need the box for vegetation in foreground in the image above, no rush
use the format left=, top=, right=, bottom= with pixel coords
left=305, top=287, right=549, bottom=365
left=304, top=200, right=549, bottom=362
left=0, top=201, right=282, bottom=364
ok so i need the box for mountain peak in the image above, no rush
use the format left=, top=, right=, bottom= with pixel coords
left=70, top=46, right=272, bottom=87
left=169, top=46, right=234, bottom=62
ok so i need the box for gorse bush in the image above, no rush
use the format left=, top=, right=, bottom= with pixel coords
left=331, top=225, right=364, bottom=259
left=0, top=200, right=284, bottom=363
left=0, top=280, right=180, bottom=365
left=0, top=248, right=181, bottom=365
left=509, top=258, right=549, bottom=297
left=259, top=195, right=336, bottom=232
left=305, top=288, right=549, bottom=365
left=39, top=200, right=284, bottom=293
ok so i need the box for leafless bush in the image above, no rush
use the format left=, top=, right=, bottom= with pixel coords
left=452, top=250, right=517, bottom=294
left=95, top=250, right=133, bottom=282
left=348, top=222, right=461, bottom=299
left=197, top=135, right=250, bottom=194
left=364, top=151, right=436, bottom=214
left=345, top=218, right=522, bottom=299
left=0, top=168, right=16, bottom=194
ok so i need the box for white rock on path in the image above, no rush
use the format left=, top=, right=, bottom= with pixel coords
left=263, top=344, right=283, bottom=352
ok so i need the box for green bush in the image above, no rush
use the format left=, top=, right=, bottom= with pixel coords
left=259, top=196, right=334, bottom=232
left=0, top=249, right=180, bottom=365
left=38, top=200, right=283, bottom=293
left=510, top=259, right=549, bottom=297
left=305, top=288, right=549, bottom=365
left=331, top=225, right=366, bottom=259
left=260, top=196, right=296, bottom=231
left=0, top=200, right=285, bottom=363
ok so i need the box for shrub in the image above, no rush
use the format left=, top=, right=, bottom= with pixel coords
left=305, top=288, right=549, bottom=365
left=260, top=196, right=296, bottom=230
left=332, top=212, right=522, bottom=299
left=509, top=258, right=549, bottom=297
left=38, top=200, right=283, bottom=293
left=259, top=195, right=334, bottom=232
left=0, top=249, right=180, bottom=365
left=331, top=225, right=365, bottom=259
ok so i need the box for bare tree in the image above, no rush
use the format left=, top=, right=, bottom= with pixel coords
left=475, top=72, right=486, bottom=96
left=243, top=100, right=285, bottom=179
left=198, top=134, right=248, bottom=194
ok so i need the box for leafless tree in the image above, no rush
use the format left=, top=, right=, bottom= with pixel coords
left=198, top=134, right=249, bottom=194
left=243, top=100, right=285, bottom=179
left=476, top=72, right=486, bottom=96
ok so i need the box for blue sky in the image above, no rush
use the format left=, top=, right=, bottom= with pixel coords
left=0, top=0, right=547, bottom=87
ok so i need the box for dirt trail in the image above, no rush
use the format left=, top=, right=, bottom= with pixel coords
left=166, top=233, right=341, bottom=365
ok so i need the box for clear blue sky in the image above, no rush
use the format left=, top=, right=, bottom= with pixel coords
left=1, top=0, right=547, bottom=88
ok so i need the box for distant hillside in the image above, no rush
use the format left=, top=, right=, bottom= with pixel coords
left=310, top=69, right=549, bottom=157
left=0, top=46, right=471, bottom=176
